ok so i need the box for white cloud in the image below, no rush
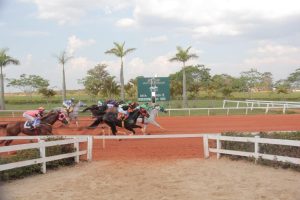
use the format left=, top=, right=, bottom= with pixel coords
left=245, top=42, right=300, bottom=65
left=145, top=35, right=168, bottom=43
left=68, top=57, right=96, bottom=70
left=115, top=18, right=136, bottom=28
left=23, top=0, right=134, bottom=25
left=66, top=35, right=96, bottom=55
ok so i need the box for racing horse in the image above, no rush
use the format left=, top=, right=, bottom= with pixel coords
left=103, top=107, right=150, bottom=135
left=55, top=101, right=86, bottom=127
left=137, top=104, right=167, bottom=134
left=0, top=110, right=69, bottom=145
left=82, top=104, right=108, bottom=128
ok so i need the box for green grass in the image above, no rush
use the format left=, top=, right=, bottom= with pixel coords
left=2, top=91, right=300, bottom=116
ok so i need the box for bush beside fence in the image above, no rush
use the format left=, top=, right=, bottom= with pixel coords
left=221, top=132, right=300, bottom=171
left=0, top=138, right=75, bottom=181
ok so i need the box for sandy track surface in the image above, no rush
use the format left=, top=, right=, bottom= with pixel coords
left=1, top=158, right=299, bottom=200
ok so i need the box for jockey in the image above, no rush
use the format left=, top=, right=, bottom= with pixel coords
left=23, top=107, right=45, bottom=129
left=117, top=103, right=128, bottom=120
left=97, top=100, right=103, bottom=107
left=63, top=98, right=75, bottom=112
left=106, top=99, right=118, bottom=109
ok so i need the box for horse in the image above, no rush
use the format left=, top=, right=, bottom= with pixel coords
left=103, top=107, right=150, bottom=135
left=137, top=104, right=167, bottom=134
left=55, top=101, right=86, bottom=127
left=82, top=104, right=108, bottom=128
left=0, top=110, right=69, bottom=145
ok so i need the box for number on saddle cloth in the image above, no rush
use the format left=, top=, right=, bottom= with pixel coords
left=24, top=121, right=33, bottom=129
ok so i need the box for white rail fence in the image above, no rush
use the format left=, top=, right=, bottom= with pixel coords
left=0, top=133, right=299, bottom=174
left=204, top=135, right=300, bottom=165
left=0, top=136, right=93, bottom=174
left=223, top=100, right=300, bottom=114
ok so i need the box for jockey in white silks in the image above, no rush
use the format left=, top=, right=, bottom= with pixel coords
left=63, top=98, right=75, bottom=112
left=22, top=107, right=45, bottom=129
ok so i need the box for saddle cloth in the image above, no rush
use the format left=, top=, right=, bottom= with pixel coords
left=24, top=119, right=41, bottom=129
left=24, top=121, right=33, bottom=129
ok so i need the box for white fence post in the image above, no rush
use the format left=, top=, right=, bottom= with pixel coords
left=87, top=136, right=93, bottom=161
left=207, top=109, right=210, bottom=116
left=203, top=134, right=209, bottom=158
left=39, top=140, right=46, bottom=174
left=283, top=104, right=286, bottom=114
left=265, top=103, right=269, bottom=114
left=254, top=136, right=260, bottom=164
left=227, top=108, right=229, bottom=116
left=236, top=102, right=240, bottom=108
left=168, top=110, right=171, bottom=117
left=188, top=109, right=191, bottom=116
left=217, top=137, right=221, bottom=159
left=222, top=100, right=226, bottom=108
left=74, top=139, right=80, bottom=163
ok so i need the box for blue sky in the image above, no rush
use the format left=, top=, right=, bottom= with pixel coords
left=1, top=0, right=300, bottom=92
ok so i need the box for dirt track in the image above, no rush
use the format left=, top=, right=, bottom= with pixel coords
left=1, top=114, right=300, bottom=160
left=2, top=158, right=300, bottom=200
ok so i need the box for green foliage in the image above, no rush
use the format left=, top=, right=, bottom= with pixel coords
left=221, top=132, right=300, bottom=171
left=169, top=46, right=198, bottom=63
left=0, top=138, right=75, bottom=181
left=38, top=87, right=56, bottom=99
left=7, top=74, right=49, bottom=95
left=79, top=64, right=119, bottom=97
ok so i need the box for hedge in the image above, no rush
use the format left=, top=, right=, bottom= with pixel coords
left=221, top=132, right=300, bottom=171
left=0, top=138, right=75, bottom=181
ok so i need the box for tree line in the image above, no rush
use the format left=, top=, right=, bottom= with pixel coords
left=1, top=45, right=300, bottom=109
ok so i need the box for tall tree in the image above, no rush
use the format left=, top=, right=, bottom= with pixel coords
left=169, top=46, right=198, bottom=107
left=0, top=48, right=20, bottom=110
left=287, top=68, right=300, bottom=89
left=56, top=51, right=72, bottom=101
left=79, top=64, right=118, bottom=98
left=105, top=42, right=136, bottom=101
left=7, top=74, right=49, bottom=98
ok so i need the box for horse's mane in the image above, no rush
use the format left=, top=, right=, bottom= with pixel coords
left=40, top=110, right=58, bottom=120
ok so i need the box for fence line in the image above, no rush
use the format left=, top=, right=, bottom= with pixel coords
left=1, top=133, right=299, bottom=169
left=0, top=136, right=93, bottom=174
left=205, top=135, right=300, bottom=165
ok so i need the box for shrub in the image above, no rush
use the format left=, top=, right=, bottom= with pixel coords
left=0, top=138, right=76, bottom=181
left=221, top=132, right=300, bottom=171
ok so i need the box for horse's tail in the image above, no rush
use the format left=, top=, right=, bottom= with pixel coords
left=0, top=124, right=8, bottom=129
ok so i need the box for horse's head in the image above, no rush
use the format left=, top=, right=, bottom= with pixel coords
left=57, top=111, right=69, bottom=125
left=139, top=107, right=150, bottom=118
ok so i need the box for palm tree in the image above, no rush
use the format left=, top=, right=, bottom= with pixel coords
left=169, top=46, right=198, bottom=108
left=0, top=48, right=20, bottom=110
left=55, top=51, right=72, bottom=101
left=105, top=42, right=136, bottom=101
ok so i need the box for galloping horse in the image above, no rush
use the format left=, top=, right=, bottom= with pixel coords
left=137, top=104, right=167, bottom=134
left=103, top=107, right=150, bottom=135
left=82, top=104, right=108, bottom=128
left=0, top=110, right=69, bottom=145
left=55, top=101, right=86, bottom=127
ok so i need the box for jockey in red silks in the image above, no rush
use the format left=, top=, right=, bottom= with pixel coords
left=23, top=107, right=45, bottom=129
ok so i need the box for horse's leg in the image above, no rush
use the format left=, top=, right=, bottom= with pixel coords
left=151, top=120, right=166, bottom=130
left=142, top=124, right=147, bottom=135
left=2, top=123, right=22, bottom=145
left=126, top=126, right=135, bottom=135
left=105, top=121, right=117, bottom=135
left=88, top=117, right=102, bottom=128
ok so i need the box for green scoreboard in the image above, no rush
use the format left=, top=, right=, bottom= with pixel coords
left=137, top=77, right=170, bottom=101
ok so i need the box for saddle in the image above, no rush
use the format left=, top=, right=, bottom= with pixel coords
left=24, top=119, right=41, bottom=129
